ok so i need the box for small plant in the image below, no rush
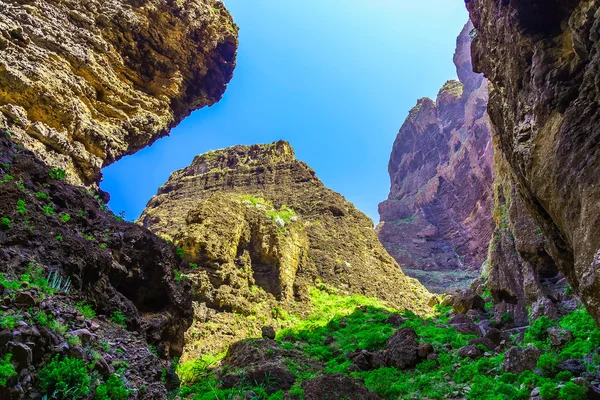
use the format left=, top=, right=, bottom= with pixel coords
left=55, top=235, right=63, bottom=241
left=35, top=192, right=48, bottom=200
left=176, top=247, right=186, bottom=259
left=15, top=180, right=24, bottom=190
left=102, top=341, right=110, bottom=352
left=83, top=233, right=96, bottom=241
left=0, top=354, right=16, bottom=386
left=174, top=269, right=183, bottom=282
left=34, top=311, right=50, bottom=327
left=42, top=204, right=55, bottom=216
left=16, top=199, right=26, bottom=214
left=0, top=174, right=13, bottom=184
left=49, top=319, right=68, bottom=335
left=0, top=163, right=9, bottom=170
left=110, top=311, right=127, bottom=328
left=60, top=213, right=71, bottom=223
left=67, top=334, right=82, bottom=347
left=99, top=243, right=107, bottom=249
left=149, top=344, right=158, bottom=357
left=74, top=301, right=96, bottom=319
left=77, top=209, right=84, bottom=217
left=95, top=373, right=131, bottom=400
left=37, top=356, right=90, bottom=399
left=46, top=270, right=71, bottom=293
left=0, top=218, right=11, bottom=229
left=49, top=168, right=66, bottom=181
left=0, top=315, right=17, bottom=330
left=189, top=263, right=198, bottom=268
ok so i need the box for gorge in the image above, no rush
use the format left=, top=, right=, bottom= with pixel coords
left=0, top=0, right=600, bottom=399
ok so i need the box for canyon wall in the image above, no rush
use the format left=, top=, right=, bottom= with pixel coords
left=466, top=0, right=600, bottom=324
left=0, top=0, right=238, bottom=396
left=378, top=22, right=494, bottom=292
left=0, top=0, right=237, bottom=185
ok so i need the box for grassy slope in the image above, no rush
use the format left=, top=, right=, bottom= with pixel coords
left=176, top=288, right=599, bottom=400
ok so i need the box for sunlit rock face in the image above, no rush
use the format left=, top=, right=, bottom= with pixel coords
left=467, top=0, right=600, bottom=325
left=0, top=0, right=238, bottom=185
left=140, top=141, right=432, bottom=357
left=377, top=22, right=494, bottom=292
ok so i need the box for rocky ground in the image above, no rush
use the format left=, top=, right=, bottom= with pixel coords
left=174, top=275, right=600, bottom=400
left=0, top=127, right=191, bottom=398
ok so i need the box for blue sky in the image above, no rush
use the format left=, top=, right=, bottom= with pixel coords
left=101, top=0, right=469, bottom=224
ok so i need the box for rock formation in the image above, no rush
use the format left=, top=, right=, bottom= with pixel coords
left=378, top=22, right=494, bottom=292
left=0, top=0, right=237, bottom=185
left=140, top=141, right=431, bottom=357
left=0, top=0, right=238, bottom=397
left=466, top=0, right=600, bottom=325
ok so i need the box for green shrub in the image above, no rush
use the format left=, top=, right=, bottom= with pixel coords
left=537, top=353, right=559, bottom=376
left=37, top=356, right=90, bottom=399
left=95, top=373, right=131, bottom=400
left=49, top=319, right=68, bottom=335
left=16, top=199, right=26, bottom=214
left=74, top=302, right=96, bottom=319
left=524, top=316, right=556, bottom=348
left=558, top=382, right=587, bottom=400
left=0, top=354, right=16, bottom=386
left=0, top=315, right=17, bottom=330
left=0, top=218, right=11, bottom=228
left=110, top=311, right=127, bottom=328
left=42, top=205, right=55, bottom=216
left=35, top=192, right=48, bottom=200
left=49, top=168, right=66, bottom=181
left=60, top=213, right=71, bottom=223
left=540, top=382, right=558, bottom=399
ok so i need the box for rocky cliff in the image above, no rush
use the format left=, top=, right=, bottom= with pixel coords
left=0, top=0, right=238, bottom=397
left=378, top=22, right=494, bottom=292
left=466, top=0, right=600, bottom=325
left=0, top=0, right=237, bottom=185
left=140, top=141, right=431, bottom=358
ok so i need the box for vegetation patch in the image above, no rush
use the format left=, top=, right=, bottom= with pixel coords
left=176, top=288, right=599, bottom=400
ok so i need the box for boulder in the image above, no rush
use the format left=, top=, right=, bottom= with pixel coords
left=385, top=328, right=420, bottom=369
left=458, top=345, right=482, bottom=359
left=503, top=346, right=542, bottom=374
left=548, top=327, right=573, bottom=348
left=302, top=374, right=381, bottom=400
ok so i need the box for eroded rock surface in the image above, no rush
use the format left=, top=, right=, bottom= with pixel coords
left=466, top=0, right=600, bottom=324
left=140, top=141, right=431, bottom=357
left=0, top=0, right=237, bottom=185
left=0, top=130, right=192, bottom=397
left=377, top=22, right=494, bottom=292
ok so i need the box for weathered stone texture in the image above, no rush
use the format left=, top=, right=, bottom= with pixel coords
left=141, top=141, right=432, bottom=356
left=467, top=0, right=600, bottom=324
left=0, top=0, right=237, bottom=184
left=378, top=22, right=494, bottom=291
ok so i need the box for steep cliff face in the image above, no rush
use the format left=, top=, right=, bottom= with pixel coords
left=378, top=22, right=494, bottom=292
left=0, top=0, right=237, bottom=185
left=0, top=0, right=238, bottom=396
left=141, top=141, right=431, bottom=357
left=0, top=129, right=193, bottom=398
left=466, top=0, right=600, bottom=325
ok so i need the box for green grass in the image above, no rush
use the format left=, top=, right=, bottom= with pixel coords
left=240, top=195, right=298, bottom=228
left=176, top=288, right=599, bottom=400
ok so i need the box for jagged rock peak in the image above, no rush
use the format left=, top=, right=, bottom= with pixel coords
left=0, top=0, right=238, bottom=185
left=141, top=140, right=431, bottom=356
left=378, top=21, right=494, bottom=292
